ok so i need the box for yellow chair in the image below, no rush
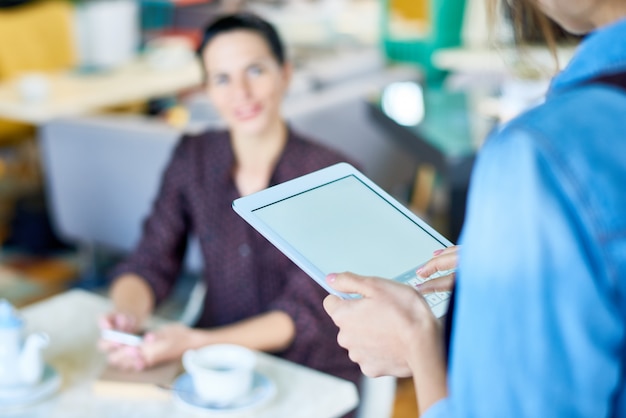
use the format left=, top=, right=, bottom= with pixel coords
left=0, top=0, right=77, bottom=143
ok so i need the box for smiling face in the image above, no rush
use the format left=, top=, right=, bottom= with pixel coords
left=202, top=30, right=291, bottom=138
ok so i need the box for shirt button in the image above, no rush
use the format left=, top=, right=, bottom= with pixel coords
left=239, top=244, right=251, bottom=257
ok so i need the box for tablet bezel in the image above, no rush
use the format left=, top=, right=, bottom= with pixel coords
left=232, top=162, right=453, bottom=301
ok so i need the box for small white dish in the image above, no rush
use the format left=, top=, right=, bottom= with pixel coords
left=0, top=365, right=61, bottom=410
left=173, top=371, right=276, bottom=415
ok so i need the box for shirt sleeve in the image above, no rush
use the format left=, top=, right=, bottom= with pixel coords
left=266, top=261, right=352, bottom=375
left=443, top=128, right=623, bottom=417
left=110, top=137, right=192, bottom=304
left=266, top=261, right=327, bottom=347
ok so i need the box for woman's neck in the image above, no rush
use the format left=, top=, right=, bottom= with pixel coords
left=594, top=4, right=626, bottom=29
left=231, top=119, right=288, bottom=196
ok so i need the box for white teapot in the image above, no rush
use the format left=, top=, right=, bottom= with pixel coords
left=0, top=299, right=49, bottom=388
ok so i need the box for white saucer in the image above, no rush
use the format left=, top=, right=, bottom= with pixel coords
left=0, top=365, right=61, bottom=409
left=173, top=371, right=276, bottom=415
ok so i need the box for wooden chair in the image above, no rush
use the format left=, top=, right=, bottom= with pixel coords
left=410, top=163, right=437, bottom=216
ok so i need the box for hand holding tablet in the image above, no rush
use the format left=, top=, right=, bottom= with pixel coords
left=233, top=163, right=454, bottom=318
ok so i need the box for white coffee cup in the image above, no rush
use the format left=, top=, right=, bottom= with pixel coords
left=182, top=344, right=256, bottom=405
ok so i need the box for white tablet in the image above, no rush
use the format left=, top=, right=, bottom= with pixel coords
left=232, top=163, right=453, bottom=318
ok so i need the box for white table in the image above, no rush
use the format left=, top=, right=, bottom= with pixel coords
left=4, top=290, right=358, bottom=417
left=0, top=58, right=202, bottom=125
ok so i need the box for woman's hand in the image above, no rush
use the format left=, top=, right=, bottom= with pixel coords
left=97, top=311, right=145, bottom=370
left=140, top=324, right=199, bottom=368
left=415, top=245, right=460, bottom=294
left=99, top=311, right=140, bottom=333
left=323, top=272, right=442, bottom=378
left=98, top=274, right=157, bottom=370
left=323, top=272, right=448, bottom=414
left=98, top=318, right=199, bottom=371
left=97, top=311, right=140, bottom=353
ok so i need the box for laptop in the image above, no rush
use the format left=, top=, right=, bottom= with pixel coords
left=232, top=163, right=453, bottom=318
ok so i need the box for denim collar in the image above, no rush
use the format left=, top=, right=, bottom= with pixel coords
left=550, top=17, right=626, bottom=95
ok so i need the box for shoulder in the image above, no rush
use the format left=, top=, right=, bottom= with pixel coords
left=500, top=84, right=626, bottom=158
left=287, top=130, right=358, bottom=172
left=485, top=84, right=626, bottom=188
left=177, top=129, right=229, bottom=150
left=481, top=84, right=626, bottom=253
left=172, top=129, right=230, bottom=160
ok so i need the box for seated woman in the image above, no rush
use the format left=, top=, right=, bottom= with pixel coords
left=98, top=12, right=360, bottom=392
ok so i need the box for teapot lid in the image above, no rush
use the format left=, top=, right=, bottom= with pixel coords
left=0, top=299, right=22, bottom=328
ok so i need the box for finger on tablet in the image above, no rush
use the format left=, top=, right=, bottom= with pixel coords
left=417, top=250, right=459, bottom=279
left=326, top=272, right=375, bottom=297
left=323, top=294, right=342, bottom=317
left=416, top=274, right=455, bottom=294
left=437, top=246, right=459, bottom=256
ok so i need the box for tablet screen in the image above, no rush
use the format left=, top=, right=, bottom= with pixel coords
left=253, top=174, right=446, bottom=280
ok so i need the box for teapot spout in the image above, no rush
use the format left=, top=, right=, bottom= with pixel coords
left=19, top=332, right=49, bottom=385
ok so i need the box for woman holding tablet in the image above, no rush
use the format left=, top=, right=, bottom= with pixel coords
left=97, top=12, right=360, bottom=394
left=324, top=0, right=626, bottom=416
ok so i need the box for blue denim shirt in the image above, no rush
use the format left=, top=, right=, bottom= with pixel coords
left=426, top=18, right=626, bottom=418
